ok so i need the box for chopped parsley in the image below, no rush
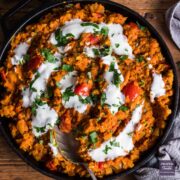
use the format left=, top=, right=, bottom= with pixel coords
left=136, top=21, right=146, bottom=31
left=34, top=126, right=46, bottom=133
left=110, top=139, right=120, bottom=147
left=55, top=29, right=74, bottom=46
left=127, top=132, right=133, bottom=137
left=31, top=98, right=46, bottom=116
left=115, top=43, right=120, bottom=48
left=62, top=64, right=73, bottom=72
left=62, top=86, right=74, bottom=102
left=119, top=55, right=128, bottom=61
left=89, top=131, right=98, bottom=144
left=100, top=26, right=109, bottom=36
left=81, top=22, right=99, bottom=29
left=93, top=46, right=111, bottom=57
left=136, top=55, right=144, bottom=62
left=118, top=105, right=129, bottom=111
left=103, top=144, right=112, bottom=154
left=91, top=94, right=99, bottom=103
left=109, top=62, right=115, bottom=71
left=113, top=70, right=122, bottom=87
left=41, top=48, right=58, bottom=63
left=100, top=93, right=106, bottom=106
left=56, top=82, right=61, bottom=88
left=139, top=80, right=145, bottom=87
left=56, top=117, right=61, bottom=125
left=29, top=72, right=41, bottom=91
left=79, top=96, right=92, bottom=104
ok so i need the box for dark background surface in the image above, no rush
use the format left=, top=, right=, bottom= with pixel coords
left=0, top=0, right=179, bottom=179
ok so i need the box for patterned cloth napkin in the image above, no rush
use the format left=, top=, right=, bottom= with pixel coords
left=135, top=1, right=180, bottom=179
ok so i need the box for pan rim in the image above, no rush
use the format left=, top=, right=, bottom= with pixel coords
left=0, top=0, right=179, bottom=179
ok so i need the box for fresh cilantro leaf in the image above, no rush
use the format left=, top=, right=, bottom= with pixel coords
left=34, top=126, right=46, bottom=133
left=113, top=70, right=121, bottom=87
left=29, top=72, right=41, bottom=91
left=100, top=26, right=109, bottom=36
left=136, top=21, right=146, bottom=31
left=119, top=55, right=128, bottom=61
left=62, top=64, right=73, bottom=72
left=62, top=86, right=74, bottom=102
left=109, top=62, right=115, bottom=71
left=89, top=131, right=98, bottom=144
left=115, top=43, right=120, bottom=48
left=103, top=144, right=112, bottom=154
left=41, top=48, right=58, bottom=63
left=81, top=22, right=99, bottom=29
left=55, top=29, right=74, bottom=46
left=119, top=105, right=129, bottom=111
left=110, top=139, right=120, bottom=147
left=101, top=93, right=106, bottom=106
left=136, top=55, right=144, bottom=62
left=79, top=96, right=92, bottom=104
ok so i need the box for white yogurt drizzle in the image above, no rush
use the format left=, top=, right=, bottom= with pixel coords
left=48, top=142, right=58, bottom=157
left=88, top=104, right=143, bottom=162
left=32, top=104, right=58, bottom=137
left=150, top=72, right=166, bottom=102
left=11, top=42, right=29, bottom=65
left=58, top=71, right=88, bottom=113
left=49, top=19, right=134, bottom=59
left=22, top=57, right=61, bottom=107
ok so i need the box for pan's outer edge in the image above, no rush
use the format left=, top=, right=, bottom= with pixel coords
left=0, top=0, right=179, bottom=179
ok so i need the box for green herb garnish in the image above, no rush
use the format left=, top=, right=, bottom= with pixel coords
left=62, top=86, right=74, bottom=102
left=119, top=55, right=128, bottom=61
left=41, top=48, right=58, bottom=63
left=89, top=131, right=98, bottom=144
left=62, top=64, right=73, bottom=72
left=29, top=72, right=41, bottom=91
left=136, top=55, right=144, bottom=62
left=119, top=105, right=129, bottom=111
left=34, top=126, right=46, bottom=133
left=79, top=96, right=92, bottom=104
left=103, top=145, right=112, bottom=154
left=55, top=29, right=74, bottom=46
left=81, top=22, right=99, bottom=29
left=115, top=43, right=120, bottom=48
left=100, top=26, right=109, bottom=36
left=110, top=139, right=120, bottom=147
left=100, top=93, right=106, bottom=106
left=109, top=62, right=115, bottom=71
left=136, top=21, right=146, bottom=31
left=113, top=70, right=121, bottom=87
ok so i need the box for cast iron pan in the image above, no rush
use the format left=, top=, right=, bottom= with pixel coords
left=0, top=0, right=179, bottom=179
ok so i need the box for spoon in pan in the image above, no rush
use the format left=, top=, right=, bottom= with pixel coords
left=54, top=126, right=97, bottom=180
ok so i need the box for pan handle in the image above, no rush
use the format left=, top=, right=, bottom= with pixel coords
left=0, top=0, right=32, bottom=37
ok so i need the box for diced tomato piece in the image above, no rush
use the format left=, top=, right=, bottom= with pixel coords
left=0, top=69, right=6, bottom=81
left=93, top=13, right=102, bottom=18
left=74, top=83, right=90, bottom=96
left=122, top=82, right=141, bottom=101
left=128, top=22, right=139, bottom=30
left=98, top=162, right=104, bottom=169
left=25, top=55, right=42, bottom=71
left=89, top=34, right=100, bottom=45
left=46, top=161, right=57, bottom=171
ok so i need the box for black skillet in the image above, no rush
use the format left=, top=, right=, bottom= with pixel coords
left=0, top=0, right=179, bottom=179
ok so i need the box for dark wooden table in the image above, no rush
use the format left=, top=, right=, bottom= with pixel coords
left=0, top=0, right=179, bottom=179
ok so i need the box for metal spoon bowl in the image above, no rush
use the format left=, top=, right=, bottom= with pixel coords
left=54, top=126, right=97, bottom=180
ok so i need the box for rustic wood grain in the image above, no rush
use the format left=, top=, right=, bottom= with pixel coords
left=0, top=0, right=180, bottom=179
